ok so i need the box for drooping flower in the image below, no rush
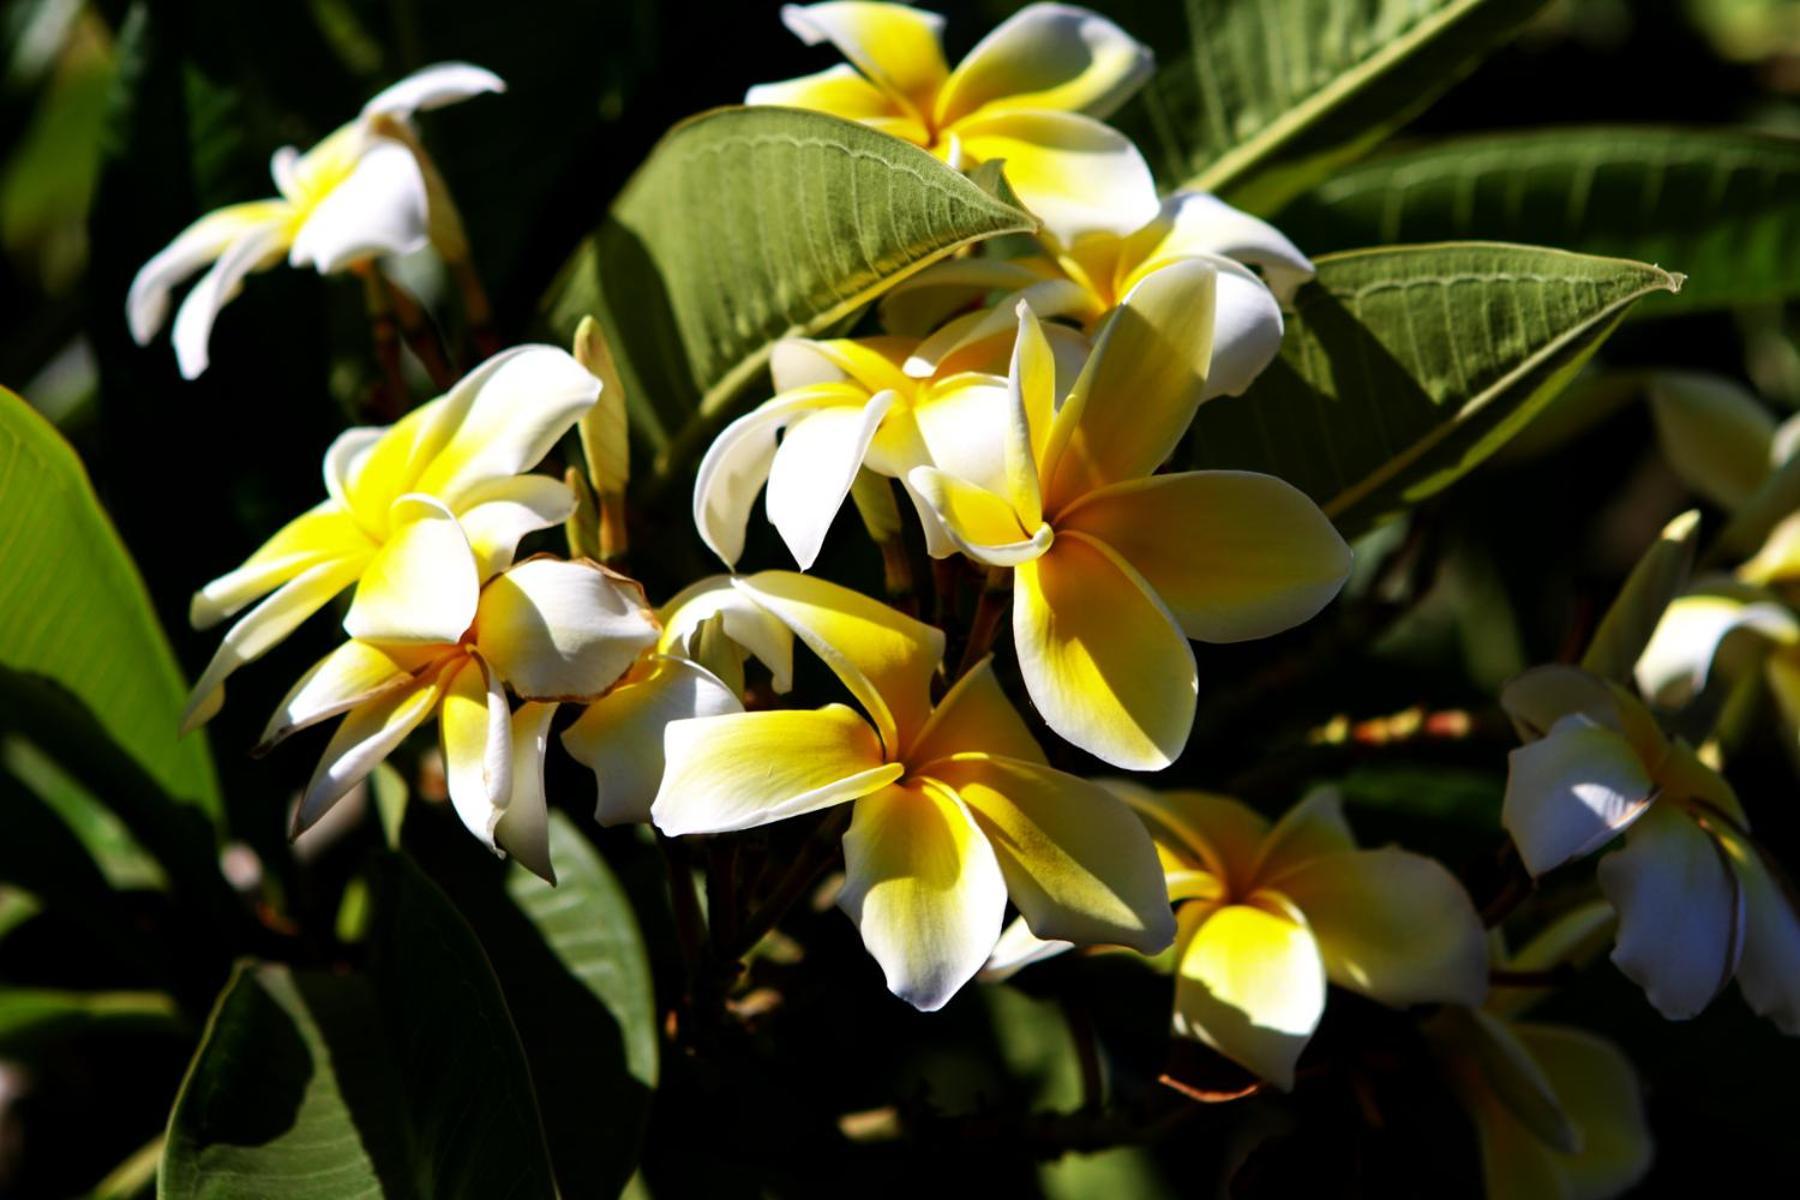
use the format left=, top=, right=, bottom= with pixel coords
left=1427, top=904, right=1653, bottom=1200
left=128, top=62, right=503, bottom=378
left=651, top=571, right=1175, bottom=1011
left=562, top=575, right=797, bottom=825
left=1500, top=663, right=1800, bottom=1030
left=910, top=268, right=1352, bottom=768
left=693, top=329, right=1085, bottom=570
left=885, top=189, right=1313, bottom=399
left=183, top=346, right=599, bottom=731
left=259, top=557, right=659, bottom=880
left=989, top=784, right=1487, bottom=1088
left=747, top=2, right=1157, bottom=239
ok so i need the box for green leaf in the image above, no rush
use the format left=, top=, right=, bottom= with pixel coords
left=161, top=860, right=558, bottom=1199
left=0, top=987, right=180, bottom=1053
left=2, top=735, right=166, bottom=891
left=1186, top=243, right=1684, bottom=538
left=497, top=814, right=659, bottom=1199
left=542, top=106, right=1036, bottom=464
left=0, top=386, right=219, bottom=819
left=1273, top=128, right=1800, bottom=313
left=1119, top=0, right=1547, bottom=211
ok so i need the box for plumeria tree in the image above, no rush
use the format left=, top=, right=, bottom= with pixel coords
left=1, top=1, right=1797, bottom=1196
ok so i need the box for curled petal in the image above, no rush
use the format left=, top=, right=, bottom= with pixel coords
left=765, top=390, right=895, bottom=570
left=906, top=466, right=1048, bottom=567
left=127, top=200, right=292, bottom=347
left=936, top=2, right=1153, bottom=125
left=692, top=389, right=846, bottom=567
left=171, top=218, right=291, bottom=379
left=295, top=663, right=452, bottom=835
left=659, top=576, right=795, bottom=692
left=778, top=1, right=949, bottom=119
left=453, top=474, right=578, bottom=579
left=1503, top=714, right=1656, bottom=877
left=361, top=62, right=506, bottom=119
left=474, top=558, right=659, bottom=701
left=1131, top=190, right=1315, bottom=303
left=440, top=655, right=513, bottom=854
left=259, top=639, right=445, bottom=751
left=495, top=701, right=558, bottom=884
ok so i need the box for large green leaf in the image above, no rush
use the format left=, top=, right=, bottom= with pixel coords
left=0, top=387, right=219, bottom=819
left=1186, top=243, right=1683, bottom=537
left=542, top=106, right=1036, bottom=464
left=160, top=860, right=557, bottom=1199
left=1273, top=127, right=1800, bottom=313
left=1119, top=0, right=1547, bottom=212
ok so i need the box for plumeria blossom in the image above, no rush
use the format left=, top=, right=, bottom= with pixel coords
left=562, top=575, right=797, bottom=825
left=909, top=265, right=1353, bottom=769
left=652, top=571, right=1175, bottom=1011
left=183, top=346, right=599, bottom=731
left=990, top=784, right=1486, bottom=1088
left=747, top=2, right=1157, bottom=239
left=693, top=329, right=1086, bottom=570
left=884, top=189, right=1314, bottom=399
left=1428, top=905, right=1652, bottom=1200
left=1500, top=663, right=1800, bottom=1030
left=128, top=62, right=504, bottom=378
left=258, top=557, right=659, bottom=881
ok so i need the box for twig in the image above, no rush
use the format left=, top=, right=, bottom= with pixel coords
left=955, top=568, right=1011, bottom=681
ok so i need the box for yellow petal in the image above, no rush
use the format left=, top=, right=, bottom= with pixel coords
left=494, top=701, right=558, bottom=884
left=906, top=466, right=1048, bottom=567
left=189, top=501, right=372, bottom=630
left=258, top=639, right=446, bottom=751
left=1040, top=259, right=1218, bottom=510
left=1102, top=780, right=1268, bottom=896
left=1013, top=531, right=1196, bottom=769
left=440, top=654, right=512, bottom=853
left=1249, top=785, right=1357, bottom=882
left=770, top=335, right=914, bottom=395
left=935, top=2, right=1152, bottom=125
left=839, top=778, right=1007, bottom=1012
left=295, top=661, right=453, bottom=835
left=1262, top=847, right=1488, bottom=1007
left=746, top=64, right=928, bottom=144
left=563, top=657, right=743, bottom=826
left=1058, top=471, right=1351, bottom=642
left=651, top=704, right=899, bottom=836
left=1001, top=301, right=1053, bottom=525
left=1740, top=509, right=1800, bottom=586
left=1174, top=901, right=1325, bottom=1089
left=342, top=494, right=480, bottom=644
left=906, top=657, right=1044, bottom=766
left=473, top=558, right=659, bottom=701
left=906, top=373, right=1013, bottom=496
left=1122, top=191, right=1315, bottom=304
left=950, top=108, right=1159, bottom=242
left=778, top=1, right=949, bottom=120
left=733, top=571, right=944, bottom=753
left=926, top=755, right=1175, bottom=953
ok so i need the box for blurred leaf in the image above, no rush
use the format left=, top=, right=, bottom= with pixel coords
left=370, top=760, right=407, bottom=850
left=1274, top=128, right=1800, bottom=313
left=0, top=986, right=179, bottom=1053
left=3, top=735, right=166, bottom=891
left=1120, top=0, right=1548, bottom=212
left=90, top=1135, right=164, bottom=1200
left=1042, top=1146, right=1176, bottom=1200
left=542, top=107, right=1036, bottom=462
left=498, top=814, right=658, bottom=1198
left=1582, top=509, right=1701, bottom=684
left=0, top=386, right=220, bottom=818
left=1339, top=764, right=1503, bottom=829
left=162, top=859, right=557, bottom=1199
left=1186, top=243, right=1684, bottom=538
left=1647, top=371, right=1777, bottom=510
left=984, top=986, right=1083, bottom=1111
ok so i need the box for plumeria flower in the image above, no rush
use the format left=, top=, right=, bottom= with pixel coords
left=562, top=575, right=797, bottom=825
left=128, top=62, right=503, bottom=378
left=651, top=571, right=1175, bottom=1011
left=183, top=346, right=599, bottom=731
left=884, top=189, right=1314, bottom=399
left=1427, top=904, right=1652, bottom=1200
left=748, top=2, right=1157, bottom=240
left=1501, top=663, right=1800, bottom=1030
left=988, top=784, right=1487, bottom=1089
left=909, top=266, right=1353, bottom=769
left=258, top=557, right=659, bottom=881
left=694, top=329, right=1086, bottom=570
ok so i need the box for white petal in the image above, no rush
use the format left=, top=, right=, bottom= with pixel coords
left=1718, top=827, right=1800, bottom=1034
left=494, top=701, right=557, bottom=884
left=454, top=474, right=578, bottom=579
left=288, top=140, right=429, bottom=274
left=765, top=391, right=895, bottom=570
left=171, top=219, right=290, bottom=379
left=1200, top=255, right=1285, bottom=399
left=127, top=202, right=291, bottom=347
left=440, top=656, right=513, bottom=853
left=979, top=916, right=1074, bottom=981
left=658, top=576, right=796, bottom=692
left=474, top=558, right=660, bottom=700
left=1502, top=714, right=1656, bottom=877
left=361, top=62, right=506, bottom=118
left=693, top=393, right=827, bottom=567
left=1158, top=191, right=1314, bottom=302
left=1634, top=590, right=1797, bottom=708
left=295, top=665, right=450, bottom=835
left=1599, top=803, right=1745, bottom=1020
left=257, top=639, right=437, bottom=750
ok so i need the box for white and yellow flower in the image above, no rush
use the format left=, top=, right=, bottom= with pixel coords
left=259, top=557, right=659, bottom=881
left=909, top=267, right=1352, bottom=768
left=128, top=62, right=503, bottom=378
left=885, top=189, right=1314, bottom=399
left=562, top=575, right=797, bottom=825
left=651, top=571, right=1175, bottom=1011
left=1501, top=663, right=1800, bottom=1030
left=1428, top=905, right=1653, bottom=1200
left=183, top=345, right=599, bottom=731
left=748, top=2, right=1157, bottom=239
left=693, top=330, right=1086, bottom=570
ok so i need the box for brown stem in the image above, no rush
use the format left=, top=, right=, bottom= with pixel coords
left=358, top=266, right=406, bottom=421
left=1480, top=842, right=1533, bottom=929
left=658, top=832, right=708, bottom=977
left=1489, top=966, right=1574, bottom=988
left=383, top=277, right=457, bottom=389
left=450, top=258, right=501, bottom=359
left=726, top=806, right=851, bottom=960
left=955, top=568, right=1011, bottom=682
left=598, top=492, right=630, bottom=568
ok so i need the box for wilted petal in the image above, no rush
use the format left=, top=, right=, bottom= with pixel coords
left=1014, top=531, right=1196, bottom=769
left=1174, top=901, right=1326, bottom=1089
left=652, top=705, right=899, bottom=836
left=936, top=2, right=1152, bottom=124
left=1502, top=714, right=1656, bottom=877
left=840, top=779, right=1007, bottom=1012
left=474, top=558, right=658, bottom=701
left=258, top=639, right=444, bottom=750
